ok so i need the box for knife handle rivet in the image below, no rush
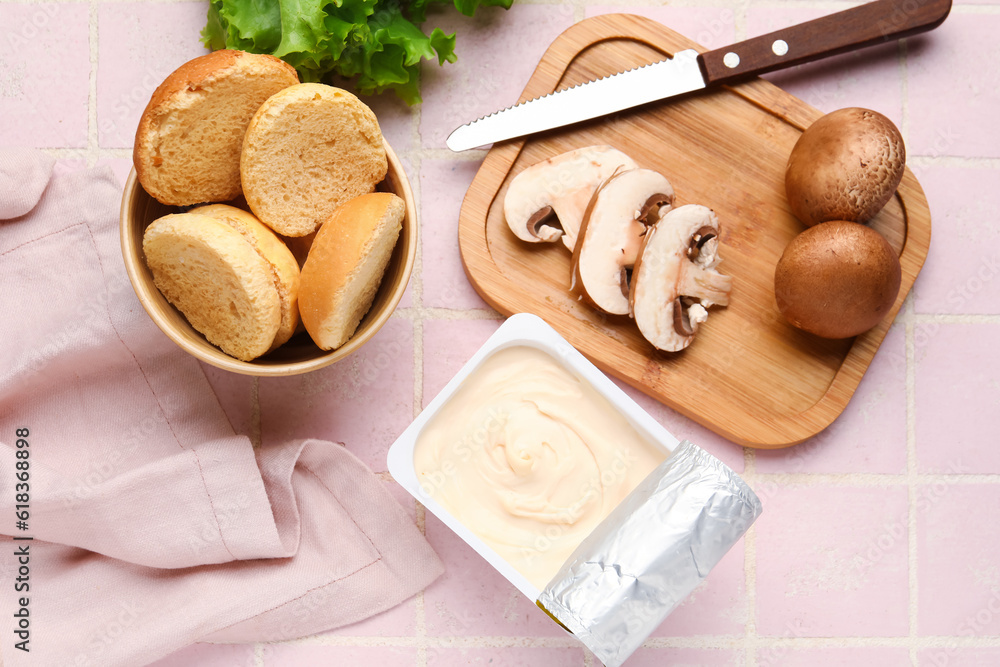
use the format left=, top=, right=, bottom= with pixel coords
left=772, top=39, right=789, bottom=56
left=723, top=52, right=740, bottom=68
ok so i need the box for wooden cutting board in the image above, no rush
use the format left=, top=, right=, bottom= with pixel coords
left=457, top=13, right=930, bottom=449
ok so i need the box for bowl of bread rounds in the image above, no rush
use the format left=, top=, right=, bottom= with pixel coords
left=121, top=50, right=416, bottom=376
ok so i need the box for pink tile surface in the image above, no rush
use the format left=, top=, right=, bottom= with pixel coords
left=627, top=648, right=743, bottom=666
left=422, top=512, right=566, bottom=637
left=259, top=319, right=414, bottom=472
left=915, top=323, right=1000, bottom=473
left=907, top=13, right=1000, bottom=158
left=419, top=5, right=575, bottom=150
left=7, top=0, right=1000, bottom=663
left=97, top=2, right=209, bottom=148
left=756, top=324, right=907, bottom=474
left=758, top=647, right=911, bottom=667
left=755, top=484, right=910, bottom=637
left=919, top=648, right=1000, bottom=667
left=422, top=318, right=502, bottom=406
left=912, top=166, right=1000, bottom=315
left=262, top=645, right=417, bottom=666
left=918, top=484, right=1000, bottom=636
left=419, top=159, right=490, bottom=310
left=586, top=6, right=737, bottom=50
left=748, top=7, right=903, bottom=126
left=0, top=4, right=90, bottom=148
left=148, top=642, right=256, bottom=666
left=427, top=647, right=584, bottom=667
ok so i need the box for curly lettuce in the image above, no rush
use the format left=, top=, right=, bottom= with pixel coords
left=202, top=0, right=512, bottom=104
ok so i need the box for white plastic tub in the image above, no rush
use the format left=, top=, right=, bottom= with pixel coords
left=387, top=312, right=681, bottom=601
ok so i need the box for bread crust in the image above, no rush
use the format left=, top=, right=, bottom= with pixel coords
left=190, top=204, right=301, bottom=351
left=299, top=193, right=404, bottom=349
left=134, top=50, right=299, bottom=206
left=142, top=213, right=282, bottom=360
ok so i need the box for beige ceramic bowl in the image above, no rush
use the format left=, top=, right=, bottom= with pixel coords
left=120, top=140, right=416, bottom=376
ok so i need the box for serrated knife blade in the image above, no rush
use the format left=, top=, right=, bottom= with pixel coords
left=446, top=0, right=952, bottom=152
left=446, top=50, right=705, bottom=152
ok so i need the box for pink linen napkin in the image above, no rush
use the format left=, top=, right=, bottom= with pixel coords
left=0, top=153, right=443, bottom=666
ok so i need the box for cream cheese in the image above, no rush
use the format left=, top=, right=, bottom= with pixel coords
left=413, top=345, right=666, bottom=590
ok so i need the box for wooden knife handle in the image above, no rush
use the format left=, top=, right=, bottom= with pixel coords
left=698, top=0, right=952, bottom=86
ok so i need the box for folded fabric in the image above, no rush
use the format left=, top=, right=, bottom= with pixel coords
left=0, top=154, right=443, bottom=666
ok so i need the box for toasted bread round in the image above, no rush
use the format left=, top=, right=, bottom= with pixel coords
left=299, top=193, right=404, bottom=350
left=143, top=213, right=281, bottom=361
left=134, top=50, right=299, bottom=206
left=190, top=204, right=301, bottom=351
left=241, top=83, right=388, bottom=237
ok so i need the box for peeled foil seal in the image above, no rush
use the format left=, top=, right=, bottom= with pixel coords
left=537, top=440, right=762, bottom=667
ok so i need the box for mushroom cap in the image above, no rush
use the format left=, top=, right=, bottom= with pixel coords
left=571, top=168, right=674, bottom=315
left=503, top=145, right=637, bottom=249
left=785, top=107, right=905, bottom=226
left=774, top=220, right=902, bottom=339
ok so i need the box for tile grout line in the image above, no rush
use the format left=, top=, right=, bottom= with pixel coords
left=250, top=377, right=262, bottom=449
left=740, top=4, right=756, bottom=658
left=907, top=297, right=920, bottom=666
left=410, top=98, right=430, bottom=667
left=744, top=443, right=759, bottom=666
left=42, top=3, right=999, bottom=662
left=87, top=0, right=98, bottom=167
left=274, top=632, right=1000, bottom=649
left=19, top=0, right=1000, bottom=8
left=71, top=146, right=1000, bottom=170
left=900, top=35, right=921, bottom=667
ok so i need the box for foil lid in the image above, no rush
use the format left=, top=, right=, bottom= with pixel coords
left=537, top=440, right=762, bottom=667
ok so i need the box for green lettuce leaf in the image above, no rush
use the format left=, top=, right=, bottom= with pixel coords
left=201, top=0, right=510, bottom=104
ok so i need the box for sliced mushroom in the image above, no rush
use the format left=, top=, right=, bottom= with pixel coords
left=503, top=145, right=637, bottom=250
left=629, top=204, right=733, bottom=351
left=570, top=168, right=675, bottom=315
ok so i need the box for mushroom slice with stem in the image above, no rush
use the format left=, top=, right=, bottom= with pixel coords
left=503, top=145, right=637, bottom=250
left=630, top=204, right=733, bottom=352
left=571, top=168, right=675, bottom=315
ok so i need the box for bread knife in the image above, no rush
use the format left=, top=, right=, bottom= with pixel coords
left=446, top=0, right=951, bottom=152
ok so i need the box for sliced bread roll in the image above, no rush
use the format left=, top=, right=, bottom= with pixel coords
left=143, top=213, right=281, bottom=361
left=190, top=204, right=301, bottom=351
left=299, top=193, right=404, bottom=350
left=134, top=50, right=299, bottom=206
left=241, top=83, right=388, bottom=237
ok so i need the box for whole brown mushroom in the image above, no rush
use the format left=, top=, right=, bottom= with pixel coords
left=774, top=221, right=901, bottom=339
left=785, top=108, right=905, bottom=227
